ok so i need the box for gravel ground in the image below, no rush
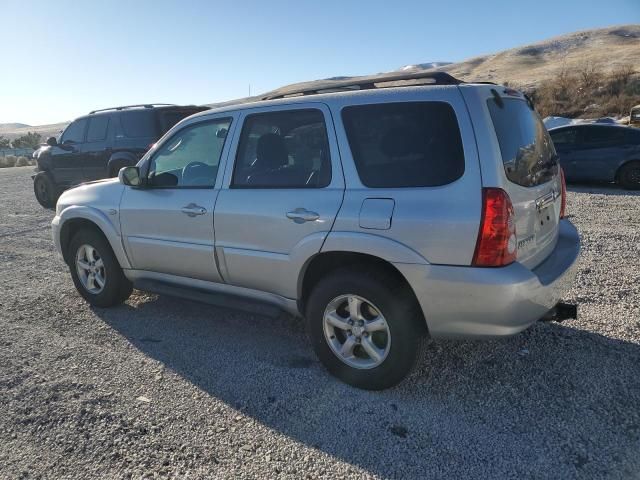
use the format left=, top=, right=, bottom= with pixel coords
left=1, top=166, right=639, bottom=479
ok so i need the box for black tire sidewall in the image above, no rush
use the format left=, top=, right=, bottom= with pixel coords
left=33, top=173, right=55, bottom=208
left=68, top=229, right=131, bottom=308
left=306, top=270, right=422, bottom=390
left=619, top=162, right=640, bottom=190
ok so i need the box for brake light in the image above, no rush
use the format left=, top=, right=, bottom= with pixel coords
left=559, top=167, right=567, bottom=219
left=472, top=188, right=517, bottom=267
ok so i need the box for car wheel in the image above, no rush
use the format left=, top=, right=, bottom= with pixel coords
left=618, top=161, right=640, bottom=190
left=306, top=268, right=424, bottom=390
left=68, top=228, right=132, bottom=307
left=33, top=172, right=58, bottom=208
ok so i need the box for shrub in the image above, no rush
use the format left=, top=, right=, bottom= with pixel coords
left=525, top=62, right=640, bottom=119
left=15, top=156, right=30, bottom=167
left=0, top=155, right=17, bottom=168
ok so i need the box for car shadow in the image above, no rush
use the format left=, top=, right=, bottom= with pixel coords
left=93, top=293, right=640, bottom=477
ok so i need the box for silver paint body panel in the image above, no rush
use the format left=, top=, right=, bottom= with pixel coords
left=52, top=84, right=580, bottom=339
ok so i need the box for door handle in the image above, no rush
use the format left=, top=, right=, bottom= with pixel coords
left=181, top=203, right=207, bottom=217
left=286, top=208, right=320, bottom=223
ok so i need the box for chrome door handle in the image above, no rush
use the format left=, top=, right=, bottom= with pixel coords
left=286, top=208, right=320, bottom=223
left=181, top=203, right=207, bottom=217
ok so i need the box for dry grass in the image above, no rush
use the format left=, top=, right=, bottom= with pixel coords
left=520, top=63, right=640, bottom=118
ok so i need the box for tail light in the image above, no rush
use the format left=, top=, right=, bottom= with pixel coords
left=472, top=188, right=517, bottom=267
left=559, top=167, right=567, bottom=219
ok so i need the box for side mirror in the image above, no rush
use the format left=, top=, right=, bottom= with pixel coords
left=46, top=136, right=58, bottom=147
left=118, top=166, right=143, bottom=187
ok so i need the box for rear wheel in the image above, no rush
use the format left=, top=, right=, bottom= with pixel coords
left=33, top=172, right=58, bottom=208
left=306, top=269, right=424, bottom=390
left=618, top=161, right=640, bottom=190
left=68, top=228, right=132, bottom=307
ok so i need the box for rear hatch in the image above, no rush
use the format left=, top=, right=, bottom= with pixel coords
left=484, top=90, right=562, bottom=269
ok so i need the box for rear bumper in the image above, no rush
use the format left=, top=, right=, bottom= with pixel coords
left=395, top=219, right=580, bottom=339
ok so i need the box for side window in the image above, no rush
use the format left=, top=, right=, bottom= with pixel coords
left=232, top=109, right=331, bottom=188
left=121, top=111, right=158, bottom=138
left=86, top=116, right=109, bottom=142
left=342, top=102, right=465, bottom=188
left=582, top=127, right=625, bottom=146
left=148, top=118, right=232, bottom=188
left=60, top=118, right=88, bottom=144
left=550, top=128, right=577, bottom=146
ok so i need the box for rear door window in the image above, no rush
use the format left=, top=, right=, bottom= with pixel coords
left=86, top=115, right=109, bottom=142
left=61, top=118, right=88, bottom=144
left=232, top=109, right=331, bottom=188
left=341, top=102, right=464, bottom=188
left=581, top=126, right=625, bottom=146
left=120, top=110, right=159, bottom=138
left=487, top=97, right=557, bottom=187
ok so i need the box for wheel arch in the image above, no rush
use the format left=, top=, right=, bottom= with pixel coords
left=297, top=250, right=427, bottom=334
left=107, top=151, right=138, bottom=176
left=615, top=159, right=640, bottom=180
left=58, top=207, right=131, bottom=269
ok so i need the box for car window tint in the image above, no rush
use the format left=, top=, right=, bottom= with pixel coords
left=86, top=116, right=109, bottom=142
left=487, top=98, right=556, bottom=187
left=158, top=109, right=206, bottom=135
left=232, top=109, right=331, bottom=188
left=120, top=111, right=158, bottom=138
left=582, top=127, right=625, bottom=144
left=148, top=118, right=232, bottom=188
left=342, top=102, right=464, bottom=188
left=550, top=128, right=577, bottom=145
left=61, top=118, right=88, bottom=144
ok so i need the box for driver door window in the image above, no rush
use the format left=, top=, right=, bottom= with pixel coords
left=149, top=118, right=232, bottom=188
left=61, top=118, right=88, bottom=144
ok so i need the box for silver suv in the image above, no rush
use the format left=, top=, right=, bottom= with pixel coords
left=52, top=72, right=580, bottom=390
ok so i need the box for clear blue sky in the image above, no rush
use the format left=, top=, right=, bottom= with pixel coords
left=1, top=0, right=638, bottom=125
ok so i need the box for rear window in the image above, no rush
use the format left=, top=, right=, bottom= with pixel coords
left=120, top=110, right=158, bottom=138
left=487, top=97, right=557, bottom=187
left=342, top=102, right=465, bottom=188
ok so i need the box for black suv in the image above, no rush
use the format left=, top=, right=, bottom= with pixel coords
left=32, top=104, right=208, bottom=207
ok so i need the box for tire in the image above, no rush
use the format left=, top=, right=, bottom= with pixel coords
left=67, top=228, right=132, bottom=308
left=618, top=161, right=640, bottom=190
left=33, top=172, right=58, bottom=208
left=108, top=162, right=124, bottom=178
left=306, top=268, right=424, bottom=390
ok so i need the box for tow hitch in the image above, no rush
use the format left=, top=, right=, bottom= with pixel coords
left=540, top=302, right=578, bottom=323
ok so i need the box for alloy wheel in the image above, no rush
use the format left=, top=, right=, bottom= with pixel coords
left=322, top=294, right=391, bottom=369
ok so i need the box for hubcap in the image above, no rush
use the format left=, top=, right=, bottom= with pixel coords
left=75, top=244, right=106, bottom=294
left=323, top=294, right=391, bottom=369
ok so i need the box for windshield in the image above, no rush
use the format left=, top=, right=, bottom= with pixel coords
left=487, top=97, right=558, bottom=187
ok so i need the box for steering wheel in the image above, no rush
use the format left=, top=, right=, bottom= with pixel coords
left=182, top=161, right=211, bottom=186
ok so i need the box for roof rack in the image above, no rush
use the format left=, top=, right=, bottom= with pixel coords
left=260, top=71, right=463, bottom=101
left=89, top=104, right=176, bottom=114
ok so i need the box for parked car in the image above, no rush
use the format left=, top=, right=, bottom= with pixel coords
left=32, top=104, right=209, bottom=207
left=51, top=73, right=580, bottom=389
left=549, top=124, right=640, bottom=189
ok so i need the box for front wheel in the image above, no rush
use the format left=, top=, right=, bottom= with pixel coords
left=33, top=172, right=58, bottom=208
left=68, top=229, right=132, bottom=307
left=618, top=162, right=640, bottom=190
left=306, top=269, right=424, bottom=390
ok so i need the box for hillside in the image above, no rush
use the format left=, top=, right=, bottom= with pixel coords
left=5, top=24, right=639, bottom=133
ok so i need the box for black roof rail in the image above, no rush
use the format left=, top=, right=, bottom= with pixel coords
left=260, top=71, right=463, bottom=100
left=89, top=103, right=176, bottom=114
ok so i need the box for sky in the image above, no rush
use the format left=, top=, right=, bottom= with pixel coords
left=1, top=0, right=638, bottom=125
